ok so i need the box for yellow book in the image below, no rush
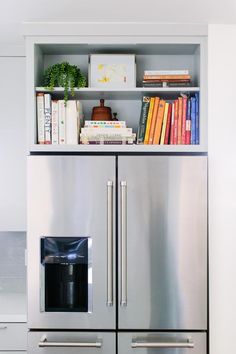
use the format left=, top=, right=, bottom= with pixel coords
left=160, top=103, right=169, bottom=144
left=144, top=97, right=155, bottom=144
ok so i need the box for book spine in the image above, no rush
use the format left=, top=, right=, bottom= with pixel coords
left=181, top=96, right=187, bottom=145
left=190, top=97, right=196, bottom=144
left=143, top=74, right=191, bottom=80
left=36, top=93, right=45, bottom=144
left=144, top=70, right=189, bottom=75
left=173, top=100, right=178, bottom=145
left=195, top=92, right=199, bottom=144
left=164, top=103, right=172, bottom=144
left=84, top=121, right=126, bottom=128
left=66, top=100, right=78, bottom=145
left=81, top=127, right=132, bottom=135
left=148, top=97, right=160, bottom=144
left=137, top=97, right=151, bottom=144
left=44, top=94, right=51, bottom=144
left=58, top=100, right=66, bottom=144
left=77, top=101, right=83, bottom=143
left=51, top=100, right=59, bottom=145
left=185, top=98, right=191, bottom=144
left=153, top=99, right=165, bottom=144
left=177, top=97, right=183, bottom=144
left=160, top=102, right=169, bottom=144
left=81, top=140, right=134, bottom=145
left=144, top=97, right=155, bottom=144
left=170, top=102, right=175, bottom=144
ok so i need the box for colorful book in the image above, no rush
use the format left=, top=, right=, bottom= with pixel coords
left=44, top=93, right=51, bottom=144
left=181, top=95, right=187, bottom=145
left=153, top=99, right=165, bottom=144
left=58, top=100, right=66, bottom=144
left=81, top=128, right=133, bottom=136
left=36, top=93, right=45, bottom=144
left=173, top=100, right=178, bottom=145
left=170, top=102, right=175, bottom=145
left=51, top=100, right=59, bottom=145
left=143, top=74, right=191, bottom=80
left=164, top=103, right=172, bottom=144
left=190, top=96, right=196, bottom=144
left=137, top=97, right=151, bottom=144
left=144, top=70, right=189, bottom=76
left=195, top=92, right=199, bottom=144
left=177, top=97, right=183, bottom=144
left=66, top=100, right=78, bottom=144
left=144, top=97, right=155, bottom=144
left=148, top=97, right=160, bottom=144
left=160, top=102, right=169, bottom=144
left=185, top=98, right=191, bottom=144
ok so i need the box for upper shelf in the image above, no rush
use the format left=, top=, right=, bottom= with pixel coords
left=35, top=87, right=200, bottom=100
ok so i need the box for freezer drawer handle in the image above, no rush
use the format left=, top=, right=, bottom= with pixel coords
left=38, top=338, right=102, bottom=348
left=0, top=326, right=7, bottom=329
left=107, top=180, right=113, bottom=307
left=131, top=339, right=194, bottom=349
left=120, top=180, right=127, bottom=307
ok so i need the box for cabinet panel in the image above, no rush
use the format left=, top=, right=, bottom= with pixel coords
left=0, top=323, right=27, bottom=350
left=0, top=57, right=26, bottom=231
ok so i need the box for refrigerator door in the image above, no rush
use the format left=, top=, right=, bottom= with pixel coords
left=118, top=332, right=206, bottom=354
left=28, top=156, right=115, bottom=329
left=28, top=331, right=115, bottom=354
left=118, top=156, right=207, bottom=330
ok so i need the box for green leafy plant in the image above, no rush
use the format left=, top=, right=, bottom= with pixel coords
left=43, top=62, right=87, bottom=103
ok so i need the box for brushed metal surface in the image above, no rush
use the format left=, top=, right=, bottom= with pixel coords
left=119, top=332, right=206, bottom=354
left=27, top=156, right=115, bottom=329
left=29, top=332, right=115, bottom=354
left=118, top=156, right=207, bottom=330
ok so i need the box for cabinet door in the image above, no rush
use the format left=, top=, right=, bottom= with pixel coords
left=28, top=156, right=115, bottom=329
left=0, top=57, right=26, bottom=231
left=118, top=156, right=207, bottom=330
left=28, top=331, right=115, bottom=354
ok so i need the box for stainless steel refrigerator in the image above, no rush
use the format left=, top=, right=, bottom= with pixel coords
left=27, top=155, right=207, bottom=354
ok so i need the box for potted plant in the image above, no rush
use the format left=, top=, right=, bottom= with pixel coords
left=43, top=61, right=87, bottom=103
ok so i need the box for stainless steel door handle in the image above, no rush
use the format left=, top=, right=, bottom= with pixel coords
left=39, top=338, right=102, bottom=348
left=131, top=339, right=194, bottom=349
left=120, top=181, right=127, bottom=306
left=107, top=181, right=113, bottom=306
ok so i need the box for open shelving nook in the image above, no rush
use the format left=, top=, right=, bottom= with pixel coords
left=26, top=31, right=207, bottom=153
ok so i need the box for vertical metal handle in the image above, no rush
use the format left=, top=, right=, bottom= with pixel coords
left=107, top=181, right=113, bottom=306
left=120, top=181, right=127, bottom=306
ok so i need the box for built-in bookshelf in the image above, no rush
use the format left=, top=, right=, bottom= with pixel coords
left=26, top=25, right=207, bottom=153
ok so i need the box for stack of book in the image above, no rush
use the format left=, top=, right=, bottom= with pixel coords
left=80, top=121, right=136, bottom=145
left=137, top=93, right=199, bottom=145
left=36, top=93, right=83, bottom=145
left=142, top=70, right=192, bottom=88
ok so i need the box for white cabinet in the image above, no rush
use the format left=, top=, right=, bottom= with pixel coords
left=0, top=57, right=26, bottom=231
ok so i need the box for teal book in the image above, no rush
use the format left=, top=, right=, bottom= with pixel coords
left=137, top=97, right=151, bottom=144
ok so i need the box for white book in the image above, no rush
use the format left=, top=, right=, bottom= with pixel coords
left=51, top=100, right=59, bottom=145
left=84, top=120, right=126, bottom=128
left=66, top=100, right=78, bottom=145
left=36, top=93, right=45, bottom=144
left=81, top=127, right=132, bottom=136
left=58, top=100, right=66, bottom=144
left=144, top=69, right=189, bottom=75
left=44, top=94, right=51, bottom=144
left=77, top=100, right=83, bottom=143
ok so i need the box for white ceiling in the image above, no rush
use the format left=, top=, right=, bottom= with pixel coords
left=1, top=0, right=236, bottom=44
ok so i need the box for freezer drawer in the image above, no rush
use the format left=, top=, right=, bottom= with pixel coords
left=118, top=332, right=206, bottom=354
left=0, top=323, right=27, bottom=350
left=28, top=331, right=115, bottom=354
left=118, top=156, right=207, bottom=330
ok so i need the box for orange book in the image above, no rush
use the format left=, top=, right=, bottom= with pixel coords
left=148, top=97, right=160, bottom=144
left=153, top=99, right=165, bottom=144
left=143, top=74, right=191, bottom=80
left=144, top=97, right=155, bottom=144
left=177, top=97, right=183, bottom=144
left=160, top=102, right=169, bottom=144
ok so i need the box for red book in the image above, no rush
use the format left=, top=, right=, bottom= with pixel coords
left=181, top=96, right=187, bottom=145
left=185, top=98, right=191, bottom=144
left=164, top=104, right=172, bottom=144
left=173, top=100, right=178, bottom=145
left=177, top=97, right=183, bottom=144
left=170, top=102, right=175, bottom=144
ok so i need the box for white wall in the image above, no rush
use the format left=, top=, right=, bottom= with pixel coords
left=209, top=24, right=236, bottom=354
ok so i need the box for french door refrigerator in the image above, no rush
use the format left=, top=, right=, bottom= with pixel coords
left=27, top=155, right=207, bottom=354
